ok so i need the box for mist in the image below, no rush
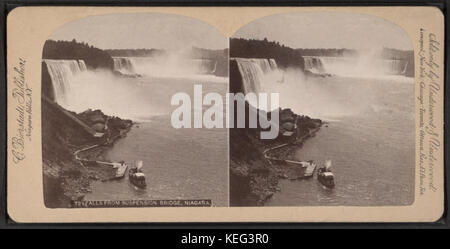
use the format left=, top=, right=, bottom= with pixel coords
left=261, top=65, right=412, bottom=121
left=60, top=70, right=172, bottom=121
left=304, top=49, right=410, bottom=78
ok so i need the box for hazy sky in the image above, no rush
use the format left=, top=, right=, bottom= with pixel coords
left=49, top=13, right=227, bottom=50
left=233, top=12, right=413, bottom=50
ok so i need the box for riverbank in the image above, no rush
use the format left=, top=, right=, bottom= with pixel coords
left=230, top=108, right=322, bottom=206
left=42, top=99, right=132, bottom=208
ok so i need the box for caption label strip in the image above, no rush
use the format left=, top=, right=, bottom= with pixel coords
left=71, top=199, right=213, bottom=208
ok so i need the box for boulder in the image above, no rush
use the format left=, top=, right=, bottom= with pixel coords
left=281, top=122, right=295, bottom=131
left=280, top=109, right=295, bottom=122
left=91, top=123, right=105, bottom=132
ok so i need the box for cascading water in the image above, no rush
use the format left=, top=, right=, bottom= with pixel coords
left=234, top=58, right=265, bottom=94
left=113, top=57, right=135, bottom=74
left=192, top=59, right=218, bottom=74
left=303, top=56, right=325, bottom=74
left=113, top=56, right=219, bottom=77
left=268, top=59, right=278, bottom=71
left=303, top=56, right=410, bottom=77
left=43, top=59, right=87, bottom=106
left=233, top=58, right=281, bottom=95
left=78, top=60, right=87, bottom=71
left=233, top=56, right=414, bottom=120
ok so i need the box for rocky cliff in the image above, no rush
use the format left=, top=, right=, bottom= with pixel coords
left=42, top=98, right=132, bottom=208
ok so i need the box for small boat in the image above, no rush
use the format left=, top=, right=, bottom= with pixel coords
left=317, top=160, right=335, bottom=188
left=129, top=160, right=147, bottom=188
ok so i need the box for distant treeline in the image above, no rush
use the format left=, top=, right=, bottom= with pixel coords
left=190, top=47, right=229, bottom=77
left=106, top=48, right=167, bottom=57
left=297, top=47, right=414, bottom=60
left=380, top=48, right=414, bottom=61
left=190, top=47, right=228, bottom=59
left=230, top=38, right=304, bottom=69
left=43, top=39, right=114, bottom=70
left=296, top=48, right=358, bottom=57
left=381, top=48, right=414, bottom=77
left=106, top=47, right=228, bottom=77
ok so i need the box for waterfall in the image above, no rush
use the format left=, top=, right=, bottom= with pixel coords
left=268, top=59, right=278, bottom=71
left=43, top=59, right=87, bottom=106
left=233, top=58, right=280, bottom=95
left=303, top=56, right=326, bottom=74
left=113, top=56, right=218, bottom=77
left=113, top=57, right=136, bottom=74
left=191, top=59, right=218, bottom=74
left=210, top=61, right=218, bottom=74
left=234, top=58, right=272, bottom=94
left=389, top=59, right=409, bottom=75
left=252, top=59, right=273, bottom=73
left=303, top=56, right=410, bottom=77
left=78, top=60, right=87, bottom=71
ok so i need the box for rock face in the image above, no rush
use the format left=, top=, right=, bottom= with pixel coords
left=282, top=122, right=295, bottom=131
left=78, top=109, right=109, bottom=132
left=41, top=61, right=55, bottom=101
left=229, top=111, right=321, bottom=206
left=92, top=123, right=105, bottom=132
left=280, top=109, right=295, bottom=122
left=42, top=99, right=132, bottom=208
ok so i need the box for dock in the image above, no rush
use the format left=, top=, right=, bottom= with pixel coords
left=284, top=160, right=317, bottom=177
left=114, top=163, right=128, bottom=178
left=304, top=162, right=317, bottom=177
left=74, top=145, right=128, bottom=179
left=96, top=161, right=128, bottom=178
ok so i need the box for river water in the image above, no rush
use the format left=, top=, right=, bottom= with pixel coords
left=266, top=75, right=415, bottom=206
left=83, top=75, right=229, bottom=206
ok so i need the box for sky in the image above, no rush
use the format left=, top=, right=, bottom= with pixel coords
left=49, top=13, right=228, bottom=50
left=232, top=12, right=413, bottom=51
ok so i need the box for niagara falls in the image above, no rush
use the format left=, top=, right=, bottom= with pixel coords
left=40, top=13, right=230, bottom=208
left=228, top=11, right=416, bottom=207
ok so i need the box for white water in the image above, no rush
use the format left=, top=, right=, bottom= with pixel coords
left=44, top=59, right=88, bottom=106
left=113, top=57, right=135, bottom=74
left=113, top=56, right=219, bottom=78
left=43, top=59, right=227, bottom=121
left=303, top=56, right=409, bottom=77
left=234, top=57, right=413, bottom=121
left=234, top=58, right=282, bottom=95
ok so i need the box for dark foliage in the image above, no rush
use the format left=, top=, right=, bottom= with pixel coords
left=190, top=47, right=229, bottom=77
left=296, top=48, right=358, bottom=57
left=43, top=39, right=114, bottom=70
left=230, top=38, right=305, bottom=70
left=380, top=48, right=415, bottom=77
left=106, top=48, right=167, bottom=57
left=380, top=47, right=414, bottom=61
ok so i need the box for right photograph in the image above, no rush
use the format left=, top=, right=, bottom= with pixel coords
left=229, top=12, right=415, bottom=207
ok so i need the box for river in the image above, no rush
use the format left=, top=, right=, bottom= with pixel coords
left=80, top=74, right=229, bottom=206
left=266, top=75, right=415, bottom=206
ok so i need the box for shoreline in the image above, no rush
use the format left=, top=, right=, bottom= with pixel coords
left=229, top=108, right=322, bottom=206
left=42, top=99, right=133, bottom=208
left=259, top=124, right=322, bottom=205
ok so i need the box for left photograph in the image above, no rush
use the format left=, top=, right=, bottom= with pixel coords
left=41, top=13, right=229, bottom=208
